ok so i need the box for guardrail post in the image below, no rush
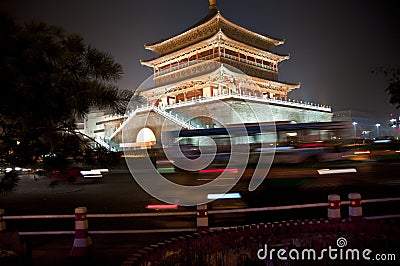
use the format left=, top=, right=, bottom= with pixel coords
left=197, top=204, right=208, bottom=232
left=348, top=193, right=362, bottom=221
left=328, top=194, right=341, bottom=221
left=0, top=209, right=6, bottom=231
left=70, top=207, right=92, bottom=257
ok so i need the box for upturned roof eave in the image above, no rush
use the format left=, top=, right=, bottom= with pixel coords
left=144, top=11, right=284, bottom=55
left=144, top=9, right=219, bottom=52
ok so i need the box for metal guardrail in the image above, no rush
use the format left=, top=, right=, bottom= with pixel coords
left=2, top=196, right=400, bottom=235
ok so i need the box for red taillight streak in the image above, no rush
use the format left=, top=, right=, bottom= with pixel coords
left=199, top=168, right=238, bottom=173
left=146, top=204, right=178, bottom=209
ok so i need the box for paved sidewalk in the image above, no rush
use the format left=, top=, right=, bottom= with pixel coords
left=22, top=232, right=185, bottom=266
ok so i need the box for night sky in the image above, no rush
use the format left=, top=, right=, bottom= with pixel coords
left=2, top=0, right=400, bottom=125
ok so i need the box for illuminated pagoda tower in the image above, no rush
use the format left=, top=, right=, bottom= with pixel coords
left=107, top=0, right=332, bottom=149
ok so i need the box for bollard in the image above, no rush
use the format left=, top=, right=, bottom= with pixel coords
left=0, top=209, right=6, bottom=231
left=196, top=204, right=208, bottom=232
left=239, top=254, right=249, bottom=266
left=348, top=193, right=362, bottom=221
left=328, top=194, right=341, bottom=221
left=70, top=207, right=92, bottom=257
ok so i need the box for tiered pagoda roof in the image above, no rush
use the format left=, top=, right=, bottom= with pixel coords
left=141, top=30, right=289, bottom=67
left=140, top=0, right=300, bottom=98
left=144, top=5, right=284, bottom=56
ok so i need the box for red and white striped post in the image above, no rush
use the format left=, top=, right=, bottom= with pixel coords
left=196, top=204, right=208, bottom=232
left=328, top=194, right=341, bottom=221
left=0, top=209, right=6, bottom=231
left=70, top=207, right=92, bottom=257
left=348, top=193, right=362, bottom=221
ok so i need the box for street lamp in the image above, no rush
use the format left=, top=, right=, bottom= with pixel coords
left=352, top=122, right=358, bottom=139
left=375, top=123, right=381, bottom=138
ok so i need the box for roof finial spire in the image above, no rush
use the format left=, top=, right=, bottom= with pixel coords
left=209, top=0, right=217, bottom=10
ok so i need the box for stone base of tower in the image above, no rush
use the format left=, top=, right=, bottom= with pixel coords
left=165, top=97, right=332, bottom=125
left=109, top=96, right=332, bottom=150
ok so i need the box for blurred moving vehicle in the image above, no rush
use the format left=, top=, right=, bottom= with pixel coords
left=344, top=139, right=400, bottom=162
left=48, top=167, right=106, bottom=184
left=370, top=139, right=400, bottom=161
left=155, top=121, right=351, bottom=173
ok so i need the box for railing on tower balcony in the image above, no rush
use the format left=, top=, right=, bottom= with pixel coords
left=152, top=106, right=197, bottom=129
left=155, top=53, right=275, bottom=78
left=163, top=108, right=206, bottom=129
left=162, top=92, right=331, bottom=113
left=156, top=54, right=215, bottom=77
left=220, top=53, right=275, bottom=72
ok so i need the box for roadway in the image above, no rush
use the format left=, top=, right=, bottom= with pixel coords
left=2, top=160, right=400, bottom=231
left=1, top=160, right=399, bottom=265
